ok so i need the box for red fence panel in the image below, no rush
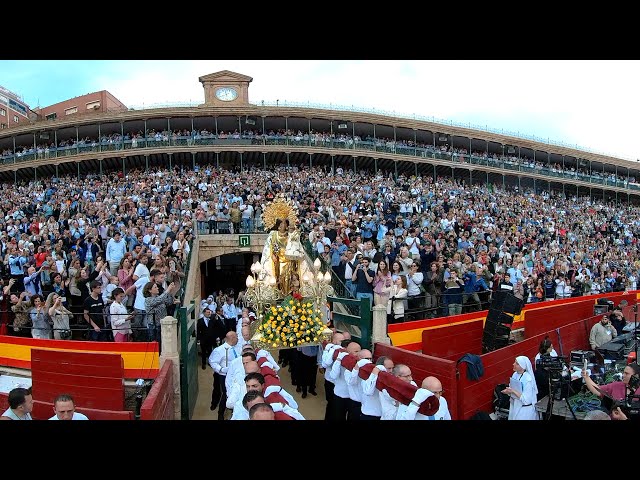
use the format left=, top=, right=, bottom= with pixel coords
left=140, top=359, right=174, bottom=420
left=31, top=349, right=124, bottom=411
left=374, top=343, right=458, bottom=419
left=422, top=320, right=484, bottom=360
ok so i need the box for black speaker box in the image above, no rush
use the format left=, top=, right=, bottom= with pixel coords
left=485, top=309, right=515, bottom=326
left=491, top=290, right=524, bottom=315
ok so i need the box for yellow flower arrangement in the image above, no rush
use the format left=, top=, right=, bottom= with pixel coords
left=257, top=295, right=326, bottom=348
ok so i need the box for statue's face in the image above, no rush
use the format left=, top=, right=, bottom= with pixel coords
left=278, top=220, right=287, bottom=234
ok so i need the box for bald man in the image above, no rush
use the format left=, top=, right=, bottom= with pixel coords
left=322, top=331, right=345, bottom=420
left=345, top=349, right=373, bottom=421
left=381, top=364, right=415, bottom=420
left=396, top=376, right=450, bottom=420
left=329, top=341, right=362, bottom=421
left=239, top=325, right=252, bottom=350
left=208, top=331, right=239, bottom=420
left=360, top=355, right=392, bottom=420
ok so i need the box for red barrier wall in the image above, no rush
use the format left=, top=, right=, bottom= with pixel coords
left=140, top=359, right=174, bottom=420
left=374, top=343, right=459, bottom=419
left=31, top=348, right=125, bottom=411
left=525, top=292, right=637, bottom=338
left=456, top=314, right=601, bottom=419
left=421, top=320, right=484, bottom=360
left=0, top=392, right=134, bottom=420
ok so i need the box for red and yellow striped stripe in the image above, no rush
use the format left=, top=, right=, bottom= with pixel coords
left=0, top=336, right=159, bottom=378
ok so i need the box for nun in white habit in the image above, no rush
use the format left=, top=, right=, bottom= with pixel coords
left=502, top=355, right=539, bottom=420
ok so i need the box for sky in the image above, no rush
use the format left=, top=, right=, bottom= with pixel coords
left=0, top=60, right=638, bottom=160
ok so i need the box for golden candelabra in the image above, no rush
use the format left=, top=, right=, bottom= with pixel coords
left=301, top=258, right=334, bottom=343
left=245, top=261, right=281, bottom=337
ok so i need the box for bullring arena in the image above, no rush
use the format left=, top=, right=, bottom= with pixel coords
left=1, top=69, right=639, bottom=421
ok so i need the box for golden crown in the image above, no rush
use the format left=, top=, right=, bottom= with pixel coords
left=261, top=194, right=299, bottom=231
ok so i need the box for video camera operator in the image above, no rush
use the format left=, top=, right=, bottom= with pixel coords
left=534, top=336, right=559, bottom=401
left=582, top=362, right=640, bottom=419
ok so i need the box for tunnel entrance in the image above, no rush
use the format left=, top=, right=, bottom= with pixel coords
left=200, top=252, right=259, bottom=299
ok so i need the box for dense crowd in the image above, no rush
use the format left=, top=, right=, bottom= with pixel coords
left=1, top=127, right=634, bottom=186
left=1, top=159, right=639, bottom=338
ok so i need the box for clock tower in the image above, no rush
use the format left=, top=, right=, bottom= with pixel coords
left=199, top=70, right=253, bottom=106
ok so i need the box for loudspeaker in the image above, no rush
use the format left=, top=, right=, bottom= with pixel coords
left=491, top=290, right=523, bottom=315
left=485, top=309, right=515, bottom=326
left=482, top=332, right=510, bottom=352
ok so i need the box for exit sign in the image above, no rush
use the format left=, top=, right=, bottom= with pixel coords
left=238, top=235, right=251, bottom=247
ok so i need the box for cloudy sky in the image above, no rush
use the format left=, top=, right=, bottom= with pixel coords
left=1, top=60, right=638, bottom=160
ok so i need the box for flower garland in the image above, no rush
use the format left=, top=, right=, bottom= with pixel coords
left=257, top=293, right=325, bottom=348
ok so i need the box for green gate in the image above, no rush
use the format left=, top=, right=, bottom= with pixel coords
left=327, top=296, right=372, bottom=350
left=178, top=302, right=198, bottom=420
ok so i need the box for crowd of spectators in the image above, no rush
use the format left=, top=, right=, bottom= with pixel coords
left=1, top=159, right=639, bottom=335
left=1, top=128, right=635, bottom=187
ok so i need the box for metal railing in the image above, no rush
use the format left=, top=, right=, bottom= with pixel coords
left=1, top=311, right=159, bottom=342
left=115, top=99, right=633, bottom=161
left=1, top=135, right=636, bottom=192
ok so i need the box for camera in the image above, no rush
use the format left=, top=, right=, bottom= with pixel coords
left=538, top=355, right=565, bottom=373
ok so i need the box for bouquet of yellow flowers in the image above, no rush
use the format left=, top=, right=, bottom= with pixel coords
left=257, top=294, right=326, bottom=349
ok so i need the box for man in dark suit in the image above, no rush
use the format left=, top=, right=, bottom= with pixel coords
left=212, top=305, right=229, bottom=343
left=197, top=307, right=218, bottom=370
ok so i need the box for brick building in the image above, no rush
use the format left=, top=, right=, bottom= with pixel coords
left=34, top=90, right=127, bottom=121
left=0, top=85, right=32, bottom=130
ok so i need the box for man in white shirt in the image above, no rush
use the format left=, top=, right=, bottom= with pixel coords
left=48, top=394, right=89, bottom=421
left=105, top=231, right=127, bottom=276
left=222, top=297, right=239, bottom=333
left=328, top=341, right=361, bottom=421
left=321, top=331, right=345, bottom=420
left=228, top=369, right=264, bottom=420
left=132, top=254, right=150, bottom=282
left=208, top=331, right=239, bottom=420
left=360, top=356, right=395, bottom=420
left=344, top=349, right=372, bottom=420
left=380, top=364, right=416, bottom=420
left=226, top=348, right=257, bottom=393
left=396, top=376, right=450, bottom=420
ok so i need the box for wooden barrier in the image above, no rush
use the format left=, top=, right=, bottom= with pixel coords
left=0, top=335, right=159, bottom=378
left=379, top=309, right=615, bottom=419
left=0, top=392, right=134, bottom=420
left=31, top=349, right=125, bottom=411
left=390, top=291, right=640, bottom=351
left=374, top=343, right=458, bottom=419
left=141, top=359, right=174, bottom=420
left=421, top=319, right=484, bottom=360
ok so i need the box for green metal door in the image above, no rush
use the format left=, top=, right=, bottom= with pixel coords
left=327, top=296, right=372, bottom=350
left=178, top=302, right=198, bottom=420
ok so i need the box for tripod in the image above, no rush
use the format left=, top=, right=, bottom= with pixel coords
left=544, top=364, right=578, bottom=420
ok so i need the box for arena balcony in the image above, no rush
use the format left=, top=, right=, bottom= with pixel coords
left=0, top=101, right=638, bottom=200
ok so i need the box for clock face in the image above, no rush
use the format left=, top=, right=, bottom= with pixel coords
left=215, top=87, right=238, bottom=102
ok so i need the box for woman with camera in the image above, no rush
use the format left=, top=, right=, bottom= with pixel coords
left=45, top=292, right=73, bottom=340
